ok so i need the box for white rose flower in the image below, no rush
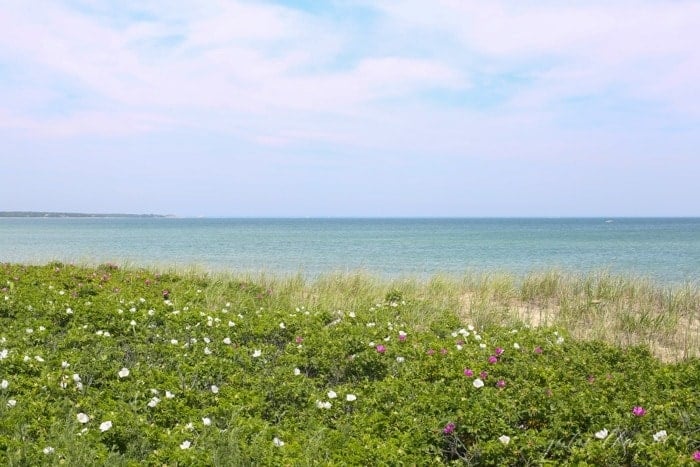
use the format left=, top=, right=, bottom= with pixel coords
left=147, top=397, right=160, bottom=408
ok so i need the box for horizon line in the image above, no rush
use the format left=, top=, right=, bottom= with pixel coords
left=4, top=212, right=699, bottom=220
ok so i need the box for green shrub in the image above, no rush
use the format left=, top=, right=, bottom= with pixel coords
left=0, top=264, right=698, bottom=465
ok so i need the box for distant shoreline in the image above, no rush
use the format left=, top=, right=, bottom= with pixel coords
left=3, top=213, right=698, bottom=219
left=0, top=211, right=173, bottom=218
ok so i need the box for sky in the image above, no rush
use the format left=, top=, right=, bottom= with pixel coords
left=1, top=0, right=699, bottom=217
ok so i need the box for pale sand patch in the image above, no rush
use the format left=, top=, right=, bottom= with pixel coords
left=513, top=303, right=557, bottom=328
left=458, top=293, right=699, bottom=363
left=458, top=292, right=557, bottom=327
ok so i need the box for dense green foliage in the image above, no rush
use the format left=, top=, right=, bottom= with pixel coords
left=1, top=263, right=698, bottom=465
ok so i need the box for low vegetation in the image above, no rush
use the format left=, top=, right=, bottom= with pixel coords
left=1, top=263, right=698, bottom=465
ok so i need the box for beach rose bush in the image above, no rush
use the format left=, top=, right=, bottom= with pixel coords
left=0, top=263, right=698, bottom=465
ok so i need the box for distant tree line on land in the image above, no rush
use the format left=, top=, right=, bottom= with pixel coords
left=0, top=211, right=169, bottom=218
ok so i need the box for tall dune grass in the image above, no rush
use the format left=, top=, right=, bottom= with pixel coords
left=149, top=266, right=699, bottom=361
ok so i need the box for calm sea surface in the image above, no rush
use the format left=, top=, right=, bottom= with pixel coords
left=1, top=218, right=698, bottom=283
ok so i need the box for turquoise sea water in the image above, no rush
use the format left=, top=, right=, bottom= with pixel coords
left=1, top=218, right=698, bottom=283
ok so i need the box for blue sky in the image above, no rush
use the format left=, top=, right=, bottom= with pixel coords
left=1, top=0, right=699, bottom=217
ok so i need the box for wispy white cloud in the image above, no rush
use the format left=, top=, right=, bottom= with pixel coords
left=371, top=0, right=700, bottom=116
left=0, top=0, right=698, bottom=174
left=0, top=0, right=466, bottom=141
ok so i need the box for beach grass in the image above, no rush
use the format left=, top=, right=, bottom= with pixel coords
left=167, top=267, right=699, bottom=362
left=1, top=263, right=698, bottom=465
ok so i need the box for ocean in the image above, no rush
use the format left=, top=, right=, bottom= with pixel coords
left=0, top=218, right=698, bottom=283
